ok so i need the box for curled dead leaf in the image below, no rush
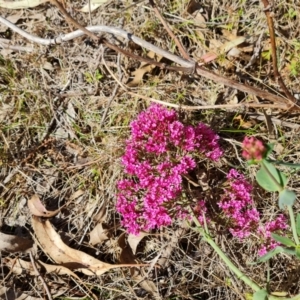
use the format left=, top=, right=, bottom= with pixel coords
left=32, top=216, right=147, bottom=276
left=28, top=194, right=61, bottom=217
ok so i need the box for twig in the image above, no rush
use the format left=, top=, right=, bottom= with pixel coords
left=0, top=38, right=33, bottom=52
left=29, top=252, right=52, bottom=300
left=100, top=53, right=123, bottom=127
left=49, top=0, right=99, bottom=42
left=195, top=66, right=293, bottom=107
left=260, top=0, right=297, bottom=103
left=127, top=91, right=287, bottom=110
left=149, top=0, right=190, bottom=60
left=0, top=16, right=296, bottom=109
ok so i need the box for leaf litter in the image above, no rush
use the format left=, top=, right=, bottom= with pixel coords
left=31, top=216, right=148, bottom=276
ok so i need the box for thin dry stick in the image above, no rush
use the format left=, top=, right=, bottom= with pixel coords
left=49, top=0, right=99, bottom=42
left=149, top=0, right=191, bottom=60
left=195, top=66, right=294, bottom=107
left=29, top=252, right=52, bottom=300
left=100, top=55, right=122, bottom=127
left=127, top=91, right=287, bottom=110
left=0, top=15, right=295, bottom=110
left=260, top=0, right=297, bottom=103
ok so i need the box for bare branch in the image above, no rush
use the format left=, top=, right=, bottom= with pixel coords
left=0, top=15, right=296, bottom=110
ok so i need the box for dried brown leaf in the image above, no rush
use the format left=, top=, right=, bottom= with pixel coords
left=79, top=0, right=109, bottom=12
left=128, top=51, right=162, bottom=87
left=128, top=232, right=149, bottom=255
left=4, top=257, right=80, bottom=279
left=4, top=257, right=35, bottom=275
left=0, top=284, right=40, bottom=300
left=89, top=223, right=109, bottom=246
left=38, top=261, right=81, bottom=278
left=118, top=234, right=159, bottom=297
left=28, top=194, right=61, bottom=217
left=0, top=0, right=47, bottom=9
left=0, top=232, right=34, bottom=253
left=132, top=269, right=160, bottom=299
left=219, top=36, right=246, bottom=53
left=117, top=232, right=136, bottom=264
left=32, top=217, right=144, bottom=276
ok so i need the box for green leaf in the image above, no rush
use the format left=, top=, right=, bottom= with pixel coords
left=268, top=160, right=300, bottom=169
left=278, top=189, right=296, bottom=209
left=281, top=247, right=296, bottom=256
left=253, top=289, right=268, bottom=300
left=295, top=247, right=300, bottom=259
left=271, top=233, right=296, bottom=247
left=251, top=246, right=285, bottom=264
left=265, top=143, right=274, bottom=157
left=256, top=160, right=287, bottom=192
left=296, top=214, right=300, bottom=236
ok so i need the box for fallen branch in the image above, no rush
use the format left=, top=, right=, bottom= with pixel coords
left=0, top=15, right=296, bottom=110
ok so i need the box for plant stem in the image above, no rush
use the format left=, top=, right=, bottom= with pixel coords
left=189, top=207, right=300, bottom=299
left=287, top=205, right=300, bottom=245
left=202, top=228, right=261, bottom=291
left=189, top=211, right=261, bottom=292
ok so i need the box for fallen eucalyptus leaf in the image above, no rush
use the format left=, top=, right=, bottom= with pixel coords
left=28, top=194, right=61, bottom=217
left=5, top=257, right=80, bottom=279
left=32, top=217, right=146, bottom=276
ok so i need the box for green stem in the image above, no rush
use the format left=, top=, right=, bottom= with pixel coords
left=189, top=207, right=300, bottom=300
left=287, top=205, right=300, bottom=245
left=202, top=228, right=261, bottom=291
left=190, top=212, right=261, bottom=292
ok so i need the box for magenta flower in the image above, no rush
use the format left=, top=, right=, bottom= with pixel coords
left=116, top=104, right=222, bottom=234
left=242, top=136, right=266, bottom=161
left=219, top=169, right=288, bottom=255
left=257, top=215, right=288, bottom=256
left=219, top=169, right=260, bottom=238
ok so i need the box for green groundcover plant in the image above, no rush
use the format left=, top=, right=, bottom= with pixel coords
left=116, top=104, right=300, bottom=300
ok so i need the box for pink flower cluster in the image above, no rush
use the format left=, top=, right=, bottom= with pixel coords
left=219, top=169, right=287, bottom=255
left=257, top=215, right=288, bottom=256
left=218, top=169, right=260, bottom=238
left=242, top=136, right=266, bottom=161
left=116, top=106, right=287, bottom=256
left=116, top=104, right=223, bottom=235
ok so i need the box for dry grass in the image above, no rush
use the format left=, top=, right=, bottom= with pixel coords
left=1, top=0, right=300, bottom=299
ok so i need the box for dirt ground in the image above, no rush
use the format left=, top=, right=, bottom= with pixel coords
left=1, top=0, right=300, bottom=299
